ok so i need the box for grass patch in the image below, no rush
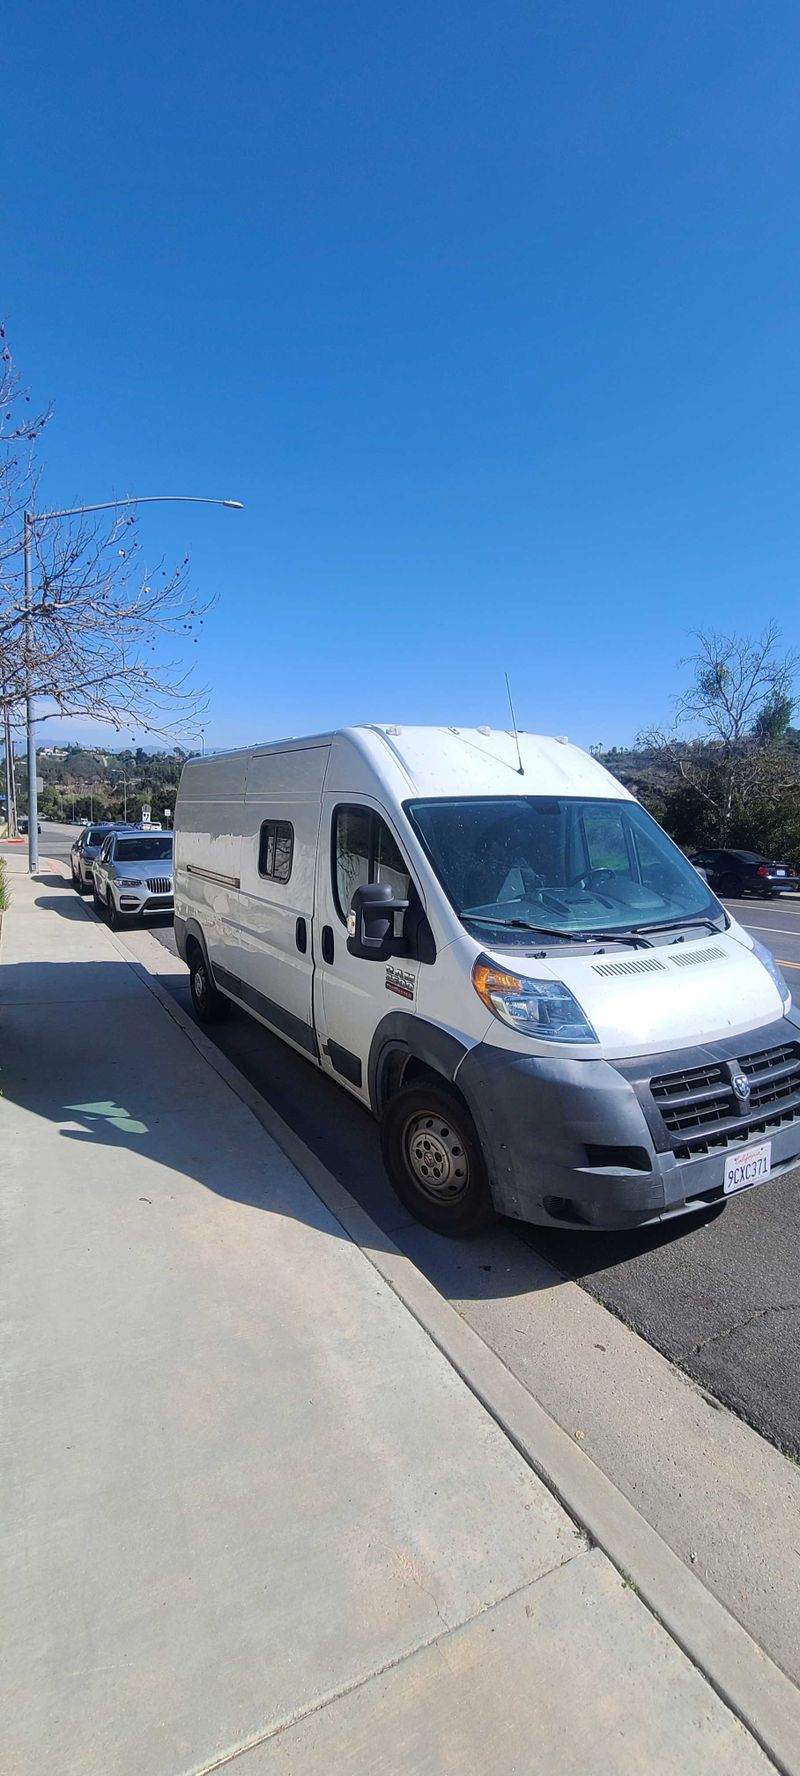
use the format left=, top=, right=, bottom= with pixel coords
left=0, top=860, right=8, bottom=911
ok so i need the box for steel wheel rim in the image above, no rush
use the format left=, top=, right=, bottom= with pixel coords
left=403, top=1112, right=469, bottom=1204
left=194, top=963, right=208, bottom=1008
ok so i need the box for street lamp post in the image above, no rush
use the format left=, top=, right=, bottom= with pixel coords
left=23, top=513, right=36, bottom=862
left=22, top=494, right=242, bottom=871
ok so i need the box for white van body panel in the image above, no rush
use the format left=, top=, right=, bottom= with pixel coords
left=175, top=750, right=248, bottom=981
left=340, top=725, right=635, bottom=805
left=238, top=744, right=330, bottom=1053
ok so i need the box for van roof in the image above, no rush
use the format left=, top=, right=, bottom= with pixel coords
left=183, top=726, right=630, bottom=803
left=353, top=726, right=630, bottom=801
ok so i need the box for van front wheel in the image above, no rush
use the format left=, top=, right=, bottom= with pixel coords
left=380, top=1082, right=495, bottom=1237
left=189, top=950, right=230, bottom=1024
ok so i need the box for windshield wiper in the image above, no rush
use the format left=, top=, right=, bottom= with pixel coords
left=573, top=929, right=654, bottom=950
left=464, top=917, right=589, bottom=941
left=463, top=917, right=652, bottom=948
left=631, top=917, right=722, bottom=936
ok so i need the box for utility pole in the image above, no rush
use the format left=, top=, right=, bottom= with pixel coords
left=3, top=698, right=13, bottom=838
left=23, top=513, right=39, bottom=869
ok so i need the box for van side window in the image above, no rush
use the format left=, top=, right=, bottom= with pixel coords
left=333, top=806, right=411, bottom=921
left=258, top=819, right=294, bottom=883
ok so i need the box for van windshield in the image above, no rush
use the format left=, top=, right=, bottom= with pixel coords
left=407, top=796, right=723, bottom=942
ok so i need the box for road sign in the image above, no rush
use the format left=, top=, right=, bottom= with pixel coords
left=35, top=776, right=44, bottom=793
left=141, top=803, right=151, bottom=826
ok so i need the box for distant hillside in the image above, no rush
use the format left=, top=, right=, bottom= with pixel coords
left=19, top=743, right=195, bottom=824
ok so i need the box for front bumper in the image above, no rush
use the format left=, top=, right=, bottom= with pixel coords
left=457, top=1011, right=800, bottom=1229
left=113, top=887, right=174, bottom=917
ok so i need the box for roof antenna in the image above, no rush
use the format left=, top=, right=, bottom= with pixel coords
left=504, top=672, right=525, bottom=775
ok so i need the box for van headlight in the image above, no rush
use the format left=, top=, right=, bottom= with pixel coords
left=472, top=958, right=598, bottom=1043
left=752, top=938, right=791, bottom=1011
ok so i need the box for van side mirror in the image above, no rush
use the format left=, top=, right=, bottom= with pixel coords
left=347, top=882, right=409, bottom=960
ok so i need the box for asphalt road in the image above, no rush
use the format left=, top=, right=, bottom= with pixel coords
left=32, top=823, right=800, bottom=1456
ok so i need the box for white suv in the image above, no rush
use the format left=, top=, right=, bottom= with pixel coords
left=92, top=830, right=174, bottom=927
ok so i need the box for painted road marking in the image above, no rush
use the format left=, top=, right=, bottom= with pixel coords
left=725, top=901, right=800, bottom=918
left=775, top=957, right=800, bottom=970
left=743, top=924, right=800, bottom=940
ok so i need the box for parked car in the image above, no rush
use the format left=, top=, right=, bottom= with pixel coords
left=70, top=823, right=132, bottom=892
left=92, top=828, right=174, bottom=926
left=173, top=726, right=797, bottom=1237
left=689, top=848, right=800, bottom=899
left=18, top=817, right=41, bottom=834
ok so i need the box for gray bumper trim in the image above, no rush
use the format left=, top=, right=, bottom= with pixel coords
left=456, top=1014, right=800, bottom=1229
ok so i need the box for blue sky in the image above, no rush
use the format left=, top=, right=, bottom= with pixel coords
left=5, top=1, right=800, bottom=752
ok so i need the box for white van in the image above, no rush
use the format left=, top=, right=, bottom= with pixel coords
left=173, top=725, right=799, bottom=1235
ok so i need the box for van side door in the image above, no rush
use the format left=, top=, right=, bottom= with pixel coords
left=233, top=745, right=330, bottom=1061
left=314, top=796, right=420, bottom=1101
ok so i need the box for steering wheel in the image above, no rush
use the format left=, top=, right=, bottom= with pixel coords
left=564, top=867, right=616, bottom=889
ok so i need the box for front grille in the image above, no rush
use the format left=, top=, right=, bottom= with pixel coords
left=146, top=877, right=172, bottom=894
left=651, top=1041, right=800, bottom=1158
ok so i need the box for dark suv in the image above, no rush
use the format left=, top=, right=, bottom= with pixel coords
left=690, top=848, right=800, bottom=898
left=70, top=823, right=134, bottom=893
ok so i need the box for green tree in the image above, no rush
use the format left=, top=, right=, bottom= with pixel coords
left=640, top=625, right=800, bottom=845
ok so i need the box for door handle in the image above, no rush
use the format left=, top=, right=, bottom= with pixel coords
left=321, top=925, right=334, bottom=964
left=296, top=917, right=307, bottom=954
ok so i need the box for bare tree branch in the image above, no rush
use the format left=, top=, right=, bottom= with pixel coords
left=639, top=626, right=800, bottom=843
left=0, top=327, right=211, bottom=740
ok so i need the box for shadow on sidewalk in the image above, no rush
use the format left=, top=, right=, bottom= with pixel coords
left=34, top=871, right=74, bottom=891
left=0, top=958, right=372, bottom=1249
left=33, top=892, right=174, bottom=935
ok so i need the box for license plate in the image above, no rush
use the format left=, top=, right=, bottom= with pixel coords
left=777, top=869, right=786, bottom=877
left=724, top=1141, right=771, bottom=1195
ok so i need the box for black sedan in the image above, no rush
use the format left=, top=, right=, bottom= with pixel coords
left=690, top=847, right=800, bottom=898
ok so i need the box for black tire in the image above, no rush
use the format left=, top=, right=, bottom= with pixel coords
left=189, top=947, right=230, bottom=1024
left=76, top=874, right=89, bottom=895
left=91, top=883, right=103, bottom=913
left=106, top=891, right=121, bottom=930
left=719, top=873, right=743, bottom=898
left=380, top=1081, right=496, bottom=1237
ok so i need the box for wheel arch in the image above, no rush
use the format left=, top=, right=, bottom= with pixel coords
left=178, top=915, right=213, bottom=975
left=369, top=1012, right=470, bottom=1116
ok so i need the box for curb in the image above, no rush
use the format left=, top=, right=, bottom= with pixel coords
left=57, top=864, right=800, bottom=1775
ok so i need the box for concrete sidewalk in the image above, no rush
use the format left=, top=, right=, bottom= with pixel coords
left=0, top=859, right=786, bottom=1775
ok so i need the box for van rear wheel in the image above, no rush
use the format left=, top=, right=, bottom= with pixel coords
left=380, top=1082, right=495, bottom=1237
left=189, top=949, right=230, bottom=1024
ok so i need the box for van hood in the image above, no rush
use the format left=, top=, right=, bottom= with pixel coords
left=482, top=927, right=789, bottom=1059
